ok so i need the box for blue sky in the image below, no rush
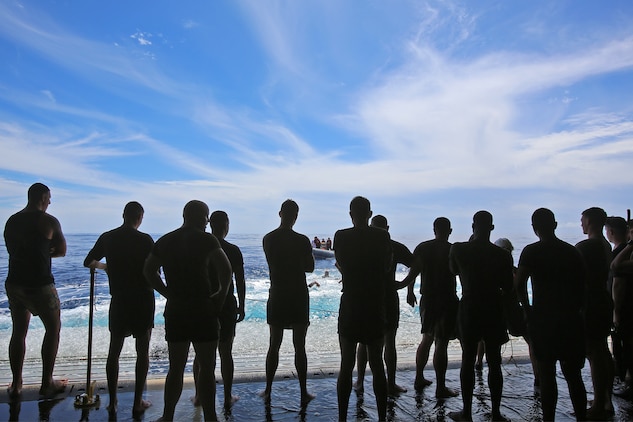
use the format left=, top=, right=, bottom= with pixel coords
left=1, top=0, right=632, bottom=242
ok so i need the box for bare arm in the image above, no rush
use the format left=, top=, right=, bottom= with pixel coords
left=514, top=265, right=531, bottom=311
left=83, top=258, right=107, bottom=272
left=143, top=253, right=168, bottom=298
left=612, top=243, right=633, bottom=276
left=304, top=249, right=315, bottom=273
left=394, top=263, right=420, bottom=291
left=210, top=248, right=232, bottom=311
left=235, top=260, right=246, bottom=323
left=47, top=215, right=66, bottom=257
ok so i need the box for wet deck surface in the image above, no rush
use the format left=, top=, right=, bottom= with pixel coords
left=2, top=360, right=633, bottom=421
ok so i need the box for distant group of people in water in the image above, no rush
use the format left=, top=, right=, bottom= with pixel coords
left=312, top=236, right=332, bottom=250
left=4, top=182, right=633, bottom=421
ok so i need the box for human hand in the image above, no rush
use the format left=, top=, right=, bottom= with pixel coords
left=406, top=290, right=417, bottom=307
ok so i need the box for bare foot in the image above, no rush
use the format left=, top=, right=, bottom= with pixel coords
left=224, top=395, right=239, bottom=409
left=258, top=389, right=271, bottom=403
left=39, top=378, right=68, bottom=397
left=414, top=378, right=433, bottom=391
left=301, top=392, right=316, bottom=405
left=388, top=384, right=407, bottom=396
left=448, top=410, right=473, bottom=421
left=106, top=401, right=118, bottom=413
left=491, top=412, right=510, bottom=421
left=436, top=387, right=459, bottom=398
left=132, top=399, right=151, bottom=419
left=190, top=395, right=201, bottom=406
left=586, top=406, right=613, bottom=421
left=7, top=383, right=22, bottom=398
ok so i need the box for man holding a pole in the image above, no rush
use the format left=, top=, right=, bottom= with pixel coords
left=84, top=201, right=154, bottom=417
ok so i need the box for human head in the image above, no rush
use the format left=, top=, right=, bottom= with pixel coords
left=494, top=238, right=514, bottom=254
left=27, top=182, right=51, bottom=210
left=531, top=208, right=557, bottom=237
left=605, top=216, right=627, bottom=244
left=473, top=210, right=494, bottom=230
left=280, top=199, right=298, bottom=217
left=209, top=210, right=229, bottom=238
left=349, top=196, right=372, bottom=225
left=581, top=207, right=607, bottom=234
left=370, top=214, right=389, bottom=231
left=123, top=201, right=144, bottom=226
left=183, top=200, right=210, bottom=229
left=279, top=199, right=299, bottom=227
left=433, top=217, right=452, bottom=238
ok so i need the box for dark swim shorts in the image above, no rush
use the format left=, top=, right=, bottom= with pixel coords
left=6, top=282, right=60, bottom=316
left=164, top=303, right=219, bottom=343
left=219, top=295, right=238, bottom=342
left=109, top=291, right=155, bottom=338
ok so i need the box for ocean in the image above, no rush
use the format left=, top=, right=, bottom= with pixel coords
left=0, top=231, right=577, bottom=383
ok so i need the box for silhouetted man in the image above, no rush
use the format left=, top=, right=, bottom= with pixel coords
left=144, top=200, right=232, bottom=422
left=516, top=208, right=587, bottom=421
left=576, top=206, right=614, bottom=419
left=354, top=214, right=412, bottom=396
left=334, top=196, right=392, bottom=421
left=611, top=220, right=633, bottom=398
left=4, top=182, right=67, bottom=398
left=193, top=210, right=246, bottom=410
left=83, top=201, right=154, bottom=418
left=261, top=200, right=315, bottom=404
left=403, top=217, right=459, bottom=398
left=448, top=211, right=513, bottom=422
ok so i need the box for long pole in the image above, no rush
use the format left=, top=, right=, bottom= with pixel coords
left=86, top=268, right=95, bottom=390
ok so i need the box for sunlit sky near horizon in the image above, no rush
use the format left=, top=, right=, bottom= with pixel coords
left=1, top=1, right=632, bottom=243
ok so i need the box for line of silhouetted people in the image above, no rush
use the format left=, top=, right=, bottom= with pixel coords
left=4, top=183, right=633, bottom=421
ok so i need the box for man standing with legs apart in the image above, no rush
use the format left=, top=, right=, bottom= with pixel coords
left=576, top=206, right=614, bottom=419
left=4, top=183, right=68, bottom=398
left=403, top=217, right=459, bottom=398
left=448, top=211, right=513, bottom=422
left=83, top=201, right=154, bottom=418
left=144, top=200, right=232, bottom=422
left=354, top=215, right=413, bottom=396
left=193, top=210, right=246, bottom=410
left=516, top=208, right=587, bottom=421
left=261, top=200, right=315, bottom=404
left=335, top=196, right=393, bottom=421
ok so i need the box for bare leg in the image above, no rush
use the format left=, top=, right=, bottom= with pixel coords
left=354, top=345, right=367, bottom=392
left=414, top=333, right=434, bottom=390
left=106, top=334, right=125, bottom=412
left=8, top=307, right=30, bottom=397
left=133, top=330, right=152, bottom=417
left=162, top=341, right=190, bottom=421
left=561, top=360, right=587, bottom=421
left=384, top=327, right=406, bottom=395
left=337, top=335, right=357, bottom=422
left=434, top=337, right=458, bottom=398
left=449, top=339, right=476, bottom=421
left=191, top=341, right=219, bottom=422
left=38, top=305, right=67, bottom=396
left=586, top=336, right=614, bottom=418
left=486, top=343, right=507, bottom=421
left=367, top=340, right=387, bottom=421
left=261, top=325, right=283, bottom=401
left=218, top=336, right=239, bottom=408
left=537, top=360, right=558, bottom=421
left=475, top=340, right=485, bottom=371
left=292, top=324, right=314, bottom=403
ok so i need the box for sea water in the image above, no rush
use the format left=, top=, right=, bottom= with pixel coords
left=0, top=232, right=561, bottom=381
